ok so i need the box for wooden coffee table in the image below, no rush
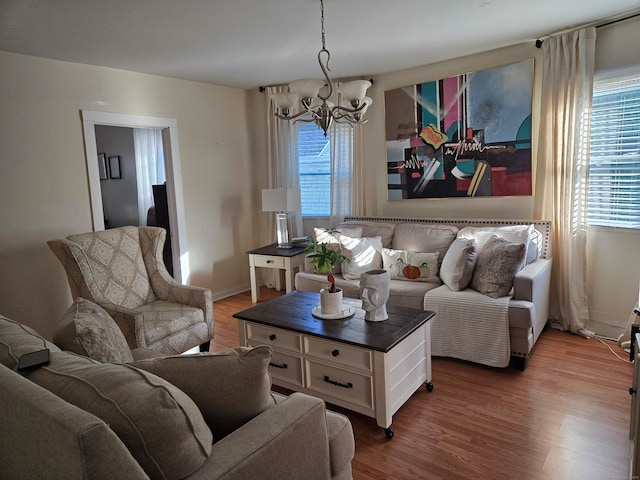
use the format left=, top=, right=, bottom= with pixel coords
left=233, top=290, right=435, bottom=438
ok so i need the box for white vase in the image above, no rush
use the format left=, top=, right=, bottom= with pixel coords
left=359, top=269, right=390, bottom=322
left=320, top=288, right=343, bottom=315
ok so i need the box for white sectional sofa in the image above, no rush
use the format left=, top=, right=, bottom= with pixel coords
left=295, top=216, right=552, bottom=370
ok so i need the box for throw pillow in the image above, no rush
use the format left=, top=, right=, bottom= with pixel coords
left=54, top=297, right=134, bottom=364
left=24, top=350, right=212, bottom=480
left=340, top=236, right=383, bottom=280
left=311, top=227, right=363, bottom=274
left=470, top=235, right=526, bottom=298
left=129, top=346, right=275, bottom=442
left=0, top=315, right=61, bottom=369
left=382, top=248, right=440, bottom=283
left=440, top=238, right=478, bottom=291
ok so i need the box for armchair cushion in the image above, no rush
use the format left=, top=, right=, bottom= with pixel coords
left=54, top=297, right=133, bottom=364
left=129, top=346, right=275, bottom=442
left=23, top=351, right=212, bottom=480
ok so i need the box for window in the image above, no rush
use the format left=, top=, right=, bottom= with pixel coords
left=298, top=124, right=331, bottom=216
left=588, top=65, right=640, bottom=229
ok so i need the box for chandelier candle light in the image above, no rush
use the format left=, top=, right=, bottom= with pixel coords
left=270, top=0, right=372, bottom=137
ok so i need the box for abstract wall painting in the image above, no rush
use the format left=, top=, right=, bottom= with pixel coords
left=385, top=59, right=533, bottom=200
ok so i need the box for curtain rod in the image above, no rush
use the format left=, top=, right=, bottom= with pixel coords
left=536, top=8, right=640, bottom=48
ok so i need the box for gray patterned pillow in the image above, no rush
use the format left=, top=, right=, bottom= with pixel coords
left=470, top=235, right=526, bottom=298
left=54, top=297, right=133, bottom=363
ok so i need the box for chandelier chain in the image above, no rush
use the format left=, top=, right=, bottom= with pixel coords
left=320, top=0, right=326, bottom=50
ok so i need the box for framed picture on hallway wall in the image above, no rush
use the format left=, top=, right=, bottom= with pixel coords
left=97, top=153, right=108, bottom=180
left=108, top=155, right=121, bottom=179
left=384, top=59, right=533, bottom=200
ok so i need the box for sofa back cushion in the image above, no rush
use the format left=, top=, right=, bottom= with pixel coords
left=391, top=223, right=459, bottom=265
left=23, top=351, right=212, bottom=480
left=54, top=297, right=134, bottom=364
left=457, top=224, right=536, bottom=264
left=129, top=346, right=275, bottom=442
left=0, top=316, right=61, bottom=369
left=337, top=221, right=396, bottom=248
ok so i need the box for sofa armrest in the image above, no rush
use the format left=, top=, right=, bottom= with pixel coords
left=513, top=258, right=552, bottom=302
left=190, top=392, right=335, bottom=480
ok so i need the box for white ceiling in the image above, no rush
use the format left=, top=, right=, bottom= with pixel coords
left=1, top=0, right=639, bottom=89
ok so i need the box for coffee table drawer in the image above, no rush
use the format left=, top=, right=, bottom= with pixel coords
left=306, top=360, right=373, bottom=410
left=246, top=324, right=302, bottom=353
left=305, top=337, right=372, bottom=373
left=267, top=349, right=304, bottom=387
left=253, top=255, right=286, bottom=269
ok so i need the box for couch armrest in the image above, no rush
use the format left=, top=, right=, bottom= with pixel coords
left=98, top=302, right=146, bottom=350
left=513, top=258, right=552, bottom=302
left=190, top=392, right=335, bottom=480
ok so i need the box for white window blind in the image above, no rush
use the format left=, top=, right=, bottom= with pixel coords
left=298, top=124, right=331, bottom=216
left=588, top=64, right=640, bottom=229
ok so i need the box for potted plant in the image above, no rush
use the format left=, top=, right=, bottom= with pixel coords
left=305, top=230, right=350, bottom=314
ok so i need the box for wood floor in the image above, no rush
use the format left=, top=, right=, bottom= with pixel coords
left=213, top=288, right=633, bottom=480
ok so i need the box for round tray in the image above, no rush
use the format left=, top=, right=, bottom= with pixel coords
left=311, top=305, right=355, bottom=320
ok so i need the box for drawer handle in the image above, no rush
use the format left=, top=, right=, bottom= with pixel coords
left=269, top=334, right=276, bottom=341
left=331, top=349, right=339, bottom=357
left=270, top=362, right=288, bottom=369
left=324, top=375, right=353, bottom=389
left=266, top=260, right=273, bottom=264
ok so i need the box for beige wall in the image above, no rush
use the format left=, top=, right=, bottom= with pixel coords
left=0, top=51, right=253, bottom=339
left=1, top=15, right=639, bottom=342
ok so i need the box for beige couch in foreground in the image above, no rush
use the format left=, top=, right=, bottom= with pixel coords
left=295, top=216, right=552, bottom=370
left=0, top=306, right=354, bottom=480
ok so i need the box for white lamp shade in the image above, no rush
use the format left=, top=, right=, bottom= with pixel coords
left=344, top=96, right=372, bottom=112
left=289, top=78, right=325, bottom=99
left=271, top=92, right=299, bottom=110
left=262, top=188, right=301, bottom=212
left=338, top=80, right=372, bottom=102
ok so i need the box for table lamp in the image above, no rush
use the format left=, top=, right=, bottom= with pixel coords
left=262, top=188, right=301, bottom=248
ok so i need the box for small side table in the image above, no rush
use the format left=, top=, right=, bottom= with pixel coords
left=247, top=244, right=307, bottom=303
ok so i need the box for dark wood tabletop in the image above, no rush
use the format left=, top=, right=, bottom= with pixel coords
left=247, top=244, right=307, bottom=257
left=233, top=290, right=435, bottom=352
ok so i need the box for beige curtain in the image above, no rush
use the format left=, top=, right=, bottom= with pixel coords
left=329, top=86, right=366, bottom=225
left=262, top=87, right=302, bottom=288
left=533, top=27, right=596, bottom=336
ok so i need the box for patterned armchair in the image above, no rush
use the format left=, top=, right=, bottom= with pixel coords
left=48, top=226, right=213, bottom=354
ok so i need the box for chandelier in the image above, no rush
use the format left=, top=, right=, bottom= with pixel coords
left=270, top=0, right=372, bottom=137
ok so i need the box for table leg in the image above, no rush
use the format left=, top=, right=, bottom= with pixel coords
left=285, top=268, right=294, bottom=293
left=250, top=265, right=259, bottom=303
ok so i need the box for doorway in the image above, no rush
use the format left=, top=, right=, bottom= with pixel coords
left=81, top=110, right=190, bottom=283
